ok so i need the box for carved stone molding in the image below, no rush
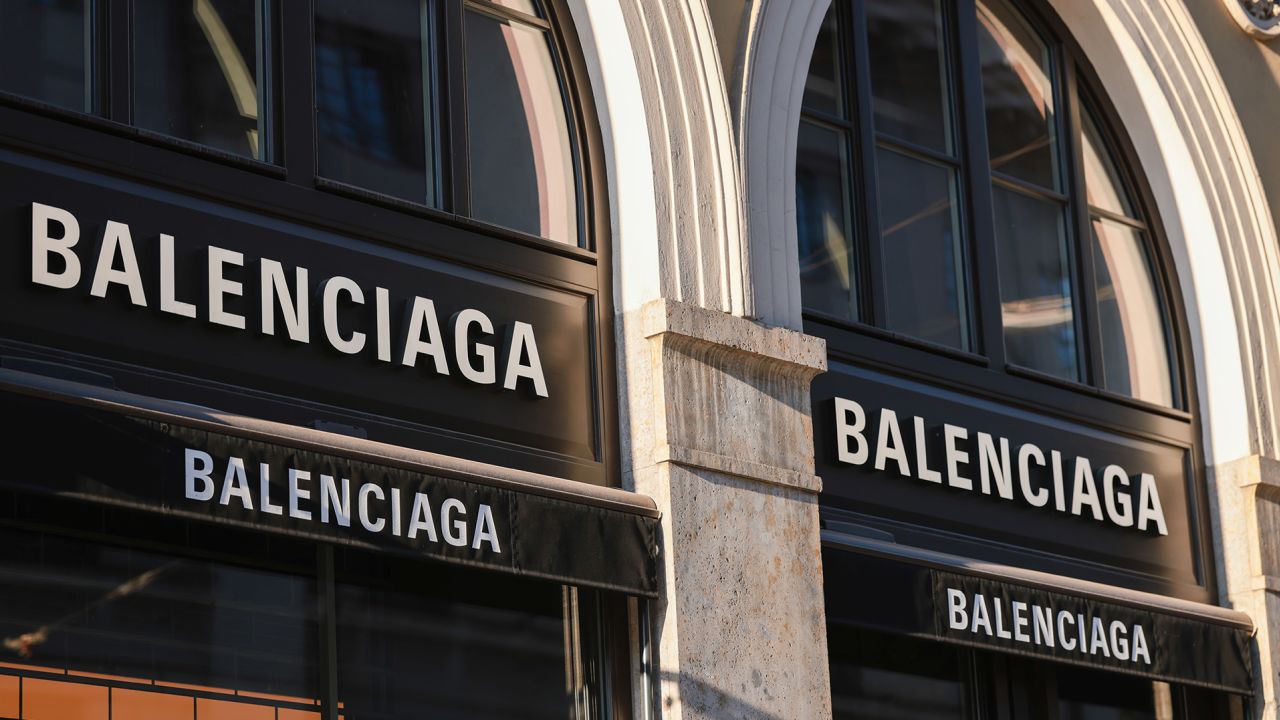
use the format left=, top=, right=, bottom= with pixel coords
left=1224, top=0, right=1280, bottom=39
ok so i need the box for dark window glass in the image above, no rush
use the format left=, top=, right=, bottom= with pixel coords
left=876, top=147, right=967, bottom=348
left=1056, top=665, right=1160, bottom=720
left=465, top=7, right=579, bottom=245
left=0, top=526, right=320, bottom=716
left=993, top=185, right=1078, bottom=380
left=0, top=0, right=89, bottom=112
left=334, top=549, right=570, bottom=720
left=133, top=0, right=268, bottom=160
left=977, top=0, right=1059, bottom=190
left=1092, top=219, right=1173, bottom=405
left=803, top=7, right=842, bottom=117
left=866, top=0, right=952, bottom=153
left=828, top=626, right=966, bottom=719
left=315, top=0, right=435, bottom=205
left=1081, top=109, right=1135, bottom=218
left=797, top=119, right=856, bottom=322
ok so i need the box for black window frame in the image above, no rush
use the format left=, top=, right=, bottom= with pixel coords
left=803, top=0, right=1214, bottom=598
left=0, top=0, right=621, bottom=488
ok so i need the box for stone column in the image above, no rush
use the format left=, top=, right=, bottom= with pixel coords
left=619, top=298, right=830, bottom=719
left=1212, top=455, right=1280, bottom=719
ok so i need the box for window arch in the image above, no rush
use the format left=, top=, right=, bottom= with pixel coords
left=797, top=0, right=1181, bottom=408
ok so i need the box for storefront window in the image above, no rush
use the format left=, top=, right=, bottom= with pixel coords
left=828, top=626, right=967, bottom=719
left=134, top=0, right=270, bottom=160
left=797, top=0, right=1180, bottom=406
left=334, top=548, right=571, bottom=719
left=0, top=0, right=90, bottom=112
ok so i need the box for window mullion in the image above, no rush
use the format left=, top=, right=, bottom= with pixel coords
left=443, top=0, right=471, bottom=215
left=1064, top=57, right=1106, bottom=387
left=106, top=0, right=131, bottom=123
left=316, top=545, right=340, bottom=720
left=952, top=0, right=1005, bottom=368
left=281, top=0, right=314, bottom=182
left=848, top=0, right=887, bottom=327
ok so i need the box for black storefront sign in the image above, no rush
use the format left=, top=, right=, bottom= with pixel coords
left=823, top=549, right=1253, bottom=695
left=0, top=149, right=605, bottom=483
left=0, top=389, right=659, bottom=596
left=813, top=361, right=1209, bottom=601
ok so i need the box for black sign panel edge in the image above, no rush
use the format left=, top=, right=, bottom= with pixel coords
left=0, top=387, right=660, bottom=597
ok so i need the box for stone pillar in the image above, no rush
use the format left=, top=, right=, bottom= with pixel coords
left=1213, top=455, right=1280, bottom=719
left=619, top=298, right=831, bottom=719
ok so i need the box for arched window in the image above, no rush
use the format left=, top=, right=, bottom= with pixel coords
left=797, top=0, right=1180, bottom=408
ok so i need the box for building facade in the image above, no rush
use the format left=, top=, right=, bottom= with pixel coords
left=1, top=0, right=1280, bottom=718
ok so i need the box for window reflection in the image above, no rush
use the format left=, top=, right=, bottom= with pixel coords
left=876, top=147, right=967, bottom=348
left=134, top=0, right=267, bottom=159
left=993, top=185, right=1078, bottom=380
left=0, top=527, right=320, bottom=719
left=977, top=0, right=1059, bottom=190
left=465, top=8, right=579, bottom=245
left=0, top=0, right=90, bottom=112
left=797, top=120, right=856, bottom=322
left=316, top=0, right=436, bottom=205
left=867, top=0, right=952, bottom=153
left=1093, top=219, right=1173, bottom=405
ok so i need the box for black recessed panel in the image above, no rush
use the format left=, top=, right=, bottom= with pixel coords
left=814, top=361, right=1206, bottom=600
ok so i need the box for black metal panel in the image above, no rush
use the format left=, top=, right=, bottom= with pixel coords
left=0, top=147, right=605, bottom=482
left=814, top=361, right=1208, bottom=601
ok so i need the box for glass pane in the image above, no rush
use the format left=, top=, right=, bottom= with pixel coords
left=1081, top=106, right=1136, bottom=218
left=335, top=549, right=570, bottom=719
left=466, top=11, right=579, bottom=245
left=1056, top=665, right=1160, bottom=720
left=0, top=527, right=320, bottom=714
left=0, top=0, right=89, bottom=112
left=316, top=0, right=434, bottom=205
left=797, top=120, right=856, bottom=321
left=1093, top=218, right=1174, bottom=405
left=876, top=147, right=967, bottom=348
left=802, top=7, right=842, bottom=117
left=993, top=185, right=1078, bottom=380
left=829, top=626, right=966, bottom=719
left=866, top=0, right=952, bottom=153
left=134, top=0, right=267, bottom=159
left=977, top=0, right=1059, bottom=190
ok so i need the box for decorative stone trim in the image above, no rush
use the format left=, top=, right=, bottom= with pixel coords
left=1223, top=0, right=1280, bottom=39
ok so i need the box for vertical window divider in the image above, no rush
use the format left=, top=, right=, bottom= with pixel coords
left=316, top=545, right=340, bottom=720
left=1063, top=58, right=1105, bottom=388
left=847, top=0, right=886, bottom=325
left=280, top=0, right=316, bottom=184
left=443, top=0, right=471, bottom=215
left=953, top=0, right=1006, bottom=368
left=106, top=0, right=131, bottom=123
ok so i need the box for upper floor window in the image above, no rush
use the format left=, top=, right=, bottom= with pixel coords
left=797, top=0, right=1179, bottom=407
left=0, top=0, right=584, bottom=246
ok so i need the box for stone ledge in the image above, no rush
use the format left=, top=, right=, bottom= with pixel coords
left=1218, top=453, right=1280, bottom=487
left=652, top=443, right=823, bottom=494
left=639, top=297, right=826, bottom=374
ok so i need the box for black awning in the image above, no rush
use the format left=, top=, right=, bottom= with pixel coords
left=822, top=532, right=1254, bottom=695
left=0, top=370, right=660, bottom=597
